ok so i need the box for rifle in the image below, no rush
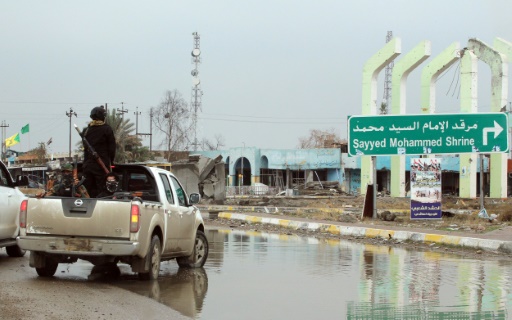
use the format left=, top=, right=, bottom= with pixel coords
left=74, top=124, right=110, bottom=174
left=72, top=155, right=77, bottom=197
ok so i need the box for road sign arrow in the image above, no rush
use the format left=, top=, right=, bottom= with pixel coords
left=482, top=120, right=504, bottom=146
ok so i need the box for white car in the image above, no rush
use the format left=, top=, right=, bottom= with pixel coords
left=0, top=161, right=29, bottom=257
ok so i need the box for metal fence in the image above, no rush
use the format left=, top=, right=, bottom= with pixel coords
left=226, top=185, right=281, bottom=196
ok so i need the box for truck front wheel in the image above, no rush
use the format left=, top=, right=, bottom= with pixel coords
left=177, top=230, right=209, bottom=268
left=138, top=235, right=161, bottom=281
left=36, top=259, right=58, bottom=277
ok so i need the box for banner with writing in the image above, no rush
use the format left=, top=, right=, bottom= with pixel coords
left=410, top=158, right=442, bottom=220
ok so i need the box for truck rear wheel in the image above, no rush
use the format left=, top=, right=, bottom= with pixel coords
left=138, top=235, right=161, bottom=281
left=177, top=230, right=208, bottom=268
left=36, top=259, right=58, bottom=277
left=6, top=245, right=26, bottom=257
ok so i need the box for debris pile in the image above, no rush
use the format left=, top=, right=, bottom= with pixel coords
left=171, top=154, right=226, bottom=204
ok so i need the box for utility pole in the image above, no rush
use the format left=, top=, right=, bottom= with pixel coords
left=1, top=120, right=9, bottom=161
left=66, top=108, right=77, bottom=158
left=117, top=102, right=128, bottom=121
left=136, top=107, right=152, bottom=152
left=116, top=103, right=128, bottom=160
left=134, top=107, right=141, bottom=134
left=149, top=109, right=153, bottom=152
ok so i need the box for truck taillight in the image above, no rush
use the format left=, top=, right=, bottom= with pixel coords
left=20, top=199, right=28, bottom=228
left=130, top=204, right=140, bottom=233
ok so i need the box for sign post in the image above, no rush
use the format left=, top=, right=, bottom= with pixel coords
left=348, top=113, right=509, bottom=156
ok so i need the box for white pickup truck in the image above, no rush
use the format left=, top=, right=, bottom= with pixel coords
left=17, top=164, right=208, bottom=280
left=0, top=160, right=29, bottom=257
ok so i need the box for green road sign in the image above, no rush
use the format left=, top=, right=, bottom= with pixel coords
left=348, top=113, right=509, bottom=156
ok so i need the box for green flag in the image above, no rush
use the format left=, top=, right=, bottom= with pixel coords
left=21, top=124, right=29, bottom=134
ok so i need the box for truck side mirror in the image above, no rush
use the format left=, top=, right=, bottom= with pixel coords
left=189, top=193, right=200, bottom=205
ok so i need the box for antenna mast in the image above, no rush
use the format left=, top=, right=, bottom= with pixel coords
left=191, top=31, right=203, bottom=151
left=382, top=31, right=394, bottom=114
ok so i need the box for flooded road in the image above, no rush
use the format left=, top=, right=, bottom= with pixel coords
left=115, top=228, right=512, bottom=319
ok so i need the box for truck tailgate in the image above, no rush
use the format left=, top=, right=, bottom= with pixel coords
left=25, top=198, right=132, bottom=239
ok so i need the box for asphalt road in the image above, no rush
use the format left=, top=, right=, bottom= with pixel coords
left=0, top=249, right=189, bottom=320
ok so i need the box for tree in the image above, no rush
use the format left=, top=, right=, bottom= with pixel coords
left=151, top=90, right=192, bottom=159
left=297, top=128, right=345, bottom=149
left=379, top=101, right=388, bottom=115
left=25, top=143, right=47, bottom=164
left=77, top=108, right=152, bottom=163
left=104, top=108, right=137, bottom=163
left=200, top=134, right=225, bottom=151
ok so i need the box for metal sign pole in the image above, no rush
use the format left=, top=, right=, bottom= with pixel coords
left=480, top=154, right=484, bottom=210
left=372, top=156, right=377, bottom=219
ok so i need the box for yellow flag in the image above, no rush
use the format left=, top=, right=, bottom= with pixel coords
left=5, top=133, right=20, bottom=147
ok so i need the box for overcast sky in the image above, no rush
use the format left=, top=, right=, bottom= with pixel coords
left=1, top=0, right=512, bottom=155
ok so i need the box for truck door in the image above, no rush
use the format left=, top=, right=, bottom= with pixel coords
left=169, top=175, right=197, bottom=251
left=158, top=173, right=181, bottom=253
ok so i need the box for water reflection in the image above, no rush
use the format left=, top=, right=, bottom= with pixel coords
left=116, top=268, right=208, bottom=318
left=118, top=228, right=512, bottom=319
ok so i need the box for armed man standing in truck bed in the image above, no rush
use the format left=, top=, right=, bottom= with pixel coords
left=82, top=106, right=116, bottom=198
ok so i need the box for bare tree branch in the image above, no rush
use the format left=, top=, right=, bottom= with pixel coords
left=151, top=90, right=192, bottom=159
left=298, top=128, right=344, bottom=149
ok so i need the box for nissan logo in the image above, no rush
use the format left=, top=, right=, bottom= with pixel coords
left=74, top=199, right=84, bottom=206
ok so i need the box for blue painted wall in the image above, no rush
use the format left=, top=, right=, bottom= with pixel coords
left=194, top=148, right=489, bottom=192
left=195, top=148, right=341, bottom=176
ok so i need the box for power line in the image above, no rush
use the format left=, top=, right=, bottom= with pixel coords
left=202, top=112, right=343, bottom=120
left=199, top=116, right=345, bottom=125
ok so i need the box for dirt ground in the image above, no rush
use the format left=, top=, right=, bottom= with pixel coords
left=220, top=193, right=512, bottom=234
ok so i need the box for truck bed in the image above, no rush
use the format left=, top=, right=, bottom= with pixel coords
left=25, top=197, right=132, bottom=239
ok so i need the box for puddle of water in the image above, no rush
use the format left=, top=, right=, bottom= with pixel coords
left=110, top=228, right=512, bottom=319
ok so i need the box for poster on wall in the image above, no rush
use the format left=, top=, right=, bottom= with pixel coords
left=410, top=158, right=442, bottom=220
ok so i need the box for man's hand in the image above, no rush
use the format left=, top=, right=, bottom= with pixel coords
left=35, top=191, right=46, bottom=198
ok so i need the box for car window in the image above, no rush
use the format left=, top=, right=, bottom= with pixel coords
left=159, top=173, right=174, bottom=204
left=0, top=166, right=10, bottom=187
left=170, top=176, right=186, bottom=207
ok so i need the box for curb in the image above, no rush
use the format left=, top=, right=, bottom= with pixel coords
left=197, top=205, right=410, bottom=215
left=215, top=212, right=512, bottom=255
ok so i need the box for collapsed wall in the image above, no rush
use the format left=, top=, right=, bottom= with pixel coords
left=171, top=154, right=226, bottom=204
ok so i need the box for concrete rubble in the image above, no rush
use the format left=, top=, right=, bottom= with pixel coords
left=171, top=154, right=226, bottom=203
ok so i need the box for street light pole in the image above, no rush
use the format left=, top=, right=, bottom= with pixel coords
left=66, top=108, right=77, bottom=158
left=134, top=107, right=141, bottom=135
left=242, top=142, right=245, bottom=189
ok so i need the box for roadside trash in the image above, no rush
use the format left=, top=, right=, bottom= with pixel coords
left=478, top=209, right=498, bottom=221
left=478, top=208, right=489, bottom=219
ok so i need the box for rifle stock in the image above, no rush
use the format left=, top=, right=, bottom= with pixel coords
left=72, top=155, right=77, bottom=197
left=74, top=124, right=110, bottom=174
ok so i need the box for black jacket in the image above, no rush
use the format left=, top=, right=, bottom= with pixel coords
left=82, top=122, right=116, bottom=168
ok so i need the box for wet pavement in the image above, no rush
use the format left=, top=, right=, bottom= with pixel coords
left=119, top=228, right=512, bottom=319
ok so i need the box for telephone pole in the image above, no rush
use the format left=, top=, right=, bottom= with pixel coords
left=134, top=107, right=141, bottom=134
left=1, top=120, right=9, bottom=161
left=117, top=102, right=128, bottom=121
left=135, top=107, right=152, bottom=151
left=66, top=108, right=77, bottom=158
